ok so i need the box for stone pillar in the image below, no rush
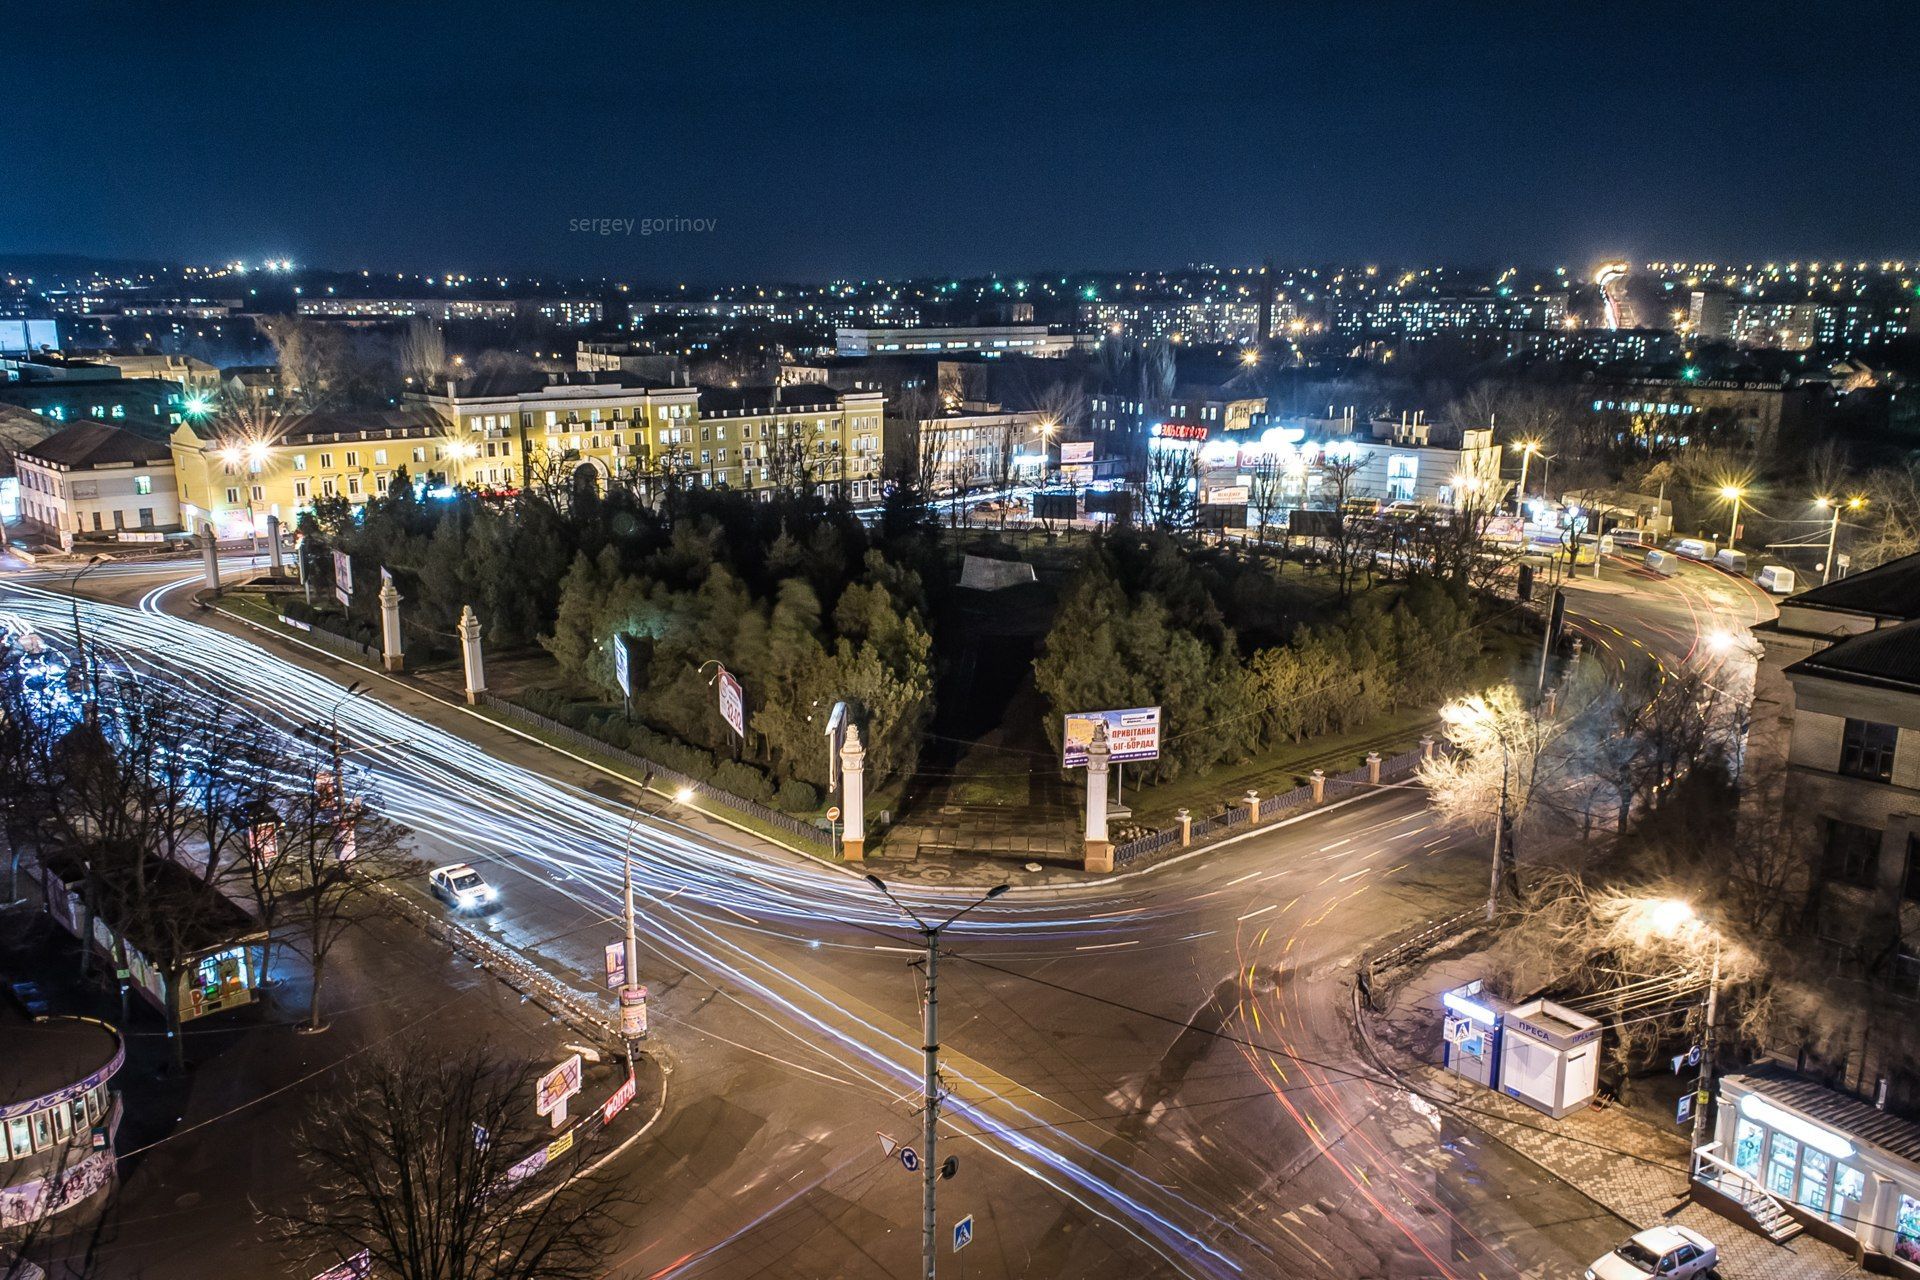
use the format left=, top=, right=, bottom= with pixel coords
left=1311, top=768, right=1326, bottom=805
left=379, top=570, right=405, bottom=673
left=1244, top=790, right=1262, bottom=825
left=266, top=514, right=285, bottom=577
left=1570, top=636, right=1584, bottom=662
left=839, top=723, right=866, bottom=862
left=1420, top=735, right=1435, bottom=760
left=200, top=522, right=221, bottom=593
left=1177, top=808, right=1192, bottom=848
left=1366, top=751, right=1382, bottom=785
left=1082, top=724, right=1113, bottom=873
left=458, top=605, right=486, bottom=705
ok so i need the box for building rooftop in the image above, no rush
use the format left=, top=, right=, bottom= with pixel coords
left=1783, top=552, right=1920, bottom=623
left=22, top=421, right=173, bottom=469
left=1786, top=615, right=1920, bottom=692
left=1725, top=1061, right=1920, bottom=1164
left=444, top=370, right=672, bottom=399
left=697, top=384, right=852, bottom=414
left=3, top=1011, right=123, bottom=1107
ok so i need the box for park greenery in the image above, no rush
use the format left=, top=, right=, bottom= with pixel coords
left=297, top=471, right=1526, bottom=821
left=1034, top=535, right=1503, bottom=782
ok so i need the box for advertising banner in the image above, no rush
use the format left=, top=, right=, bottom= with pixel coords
left=1062, top=706, right=1161, bottom=767
left=717, top=668, right=745, bottom=740
left=536, top=1054, right=583, bottom=1123
left=1059, top=440, right=1094, bottom=466
left=332, top=550, right=352, bottom=607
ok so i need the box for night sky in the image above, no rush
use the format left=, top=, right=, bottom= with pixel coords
left=6, top=1, right=1917, bottom=280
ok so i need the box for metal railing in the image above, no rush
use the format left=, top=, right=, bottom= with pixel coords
left=477, top=695, right=835, bottom=856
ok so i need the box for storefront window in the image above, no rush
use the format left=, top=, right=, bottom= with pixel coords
left=1832, top=1164, right=1865, bottom=1228
left=1734, top=1118, right=1764, bottom=1178
left=1798, top=1149, right=1831, bottom=1213
left=1766, top=1134, right=1800, bottom=1198
left=1897, top=1194, right=1920, bottom=1263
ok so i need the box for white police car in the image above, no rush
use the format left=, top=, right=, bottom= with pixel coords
left=428, top=863, right=498, bottom=912
left=1586, top=1226, right=1717, bottom=1279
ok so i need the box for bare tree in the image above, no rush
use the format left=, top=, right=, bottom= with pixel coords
left=269, top=780, right=419, bottom=1032
left=1312, top=453, right=1369, bottom=600
left=399, top=317, right=449, bottom=388
left=271, top=1045, right=628, bottom=1280
left=1144, top=447, right=1198, bottom=533
left=1246, top=455, right=1288, bottom=546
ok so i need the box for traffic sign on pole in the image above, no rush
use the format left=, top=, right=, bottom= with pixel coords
left=899, top=1146, right=919, bottom=1172
left=878, top=1133, right=899, bottom=1159
left=953, top=1214, right=974, bottom=1252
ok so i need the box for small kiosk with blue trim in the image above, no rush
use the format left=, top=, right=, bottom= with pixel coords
left=1440, top=980, right=1510, bottom=1090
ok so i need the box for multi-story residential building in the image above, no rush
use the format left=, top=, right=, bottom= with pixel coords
left=434, top=372, right=888, bottom=502
left=1689, top=292, right=1822, bottom=349
left=435, top=370, right=696, bottom=491
left=576, top=342, right=687, bottom=382
left=294, top=297, right=519, bottom=321
left=1333, top=293, right=1569, bottom=339
left=1080, top=299, right=1271, bottom=346
left=16, top=421, right=179, bottom=541
left=691, top=385, right=887, bottom=502
left=170, top=408, right=450, bottom=538
left=883, top=408, right=1046, bottom=496
left=1582, top=377, right=1808, bottom=457
left=835, top=325, right=1087, bottom=359
left=0, top=358, right=184, bottom=435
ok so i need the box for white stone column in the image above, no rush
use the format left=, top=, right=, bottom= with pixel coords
left=200, top=522, right=221, bottom=593
left=379, top=570, right=404, bottom=673
left=266, top=514, right=285, bottom=577
left=458, top=605, right=486, bottom=704
left=839, top=723, right=867, bottom=862
left=1083, top=723, right=1113, bottom=873
left=1366, top=751, right=1382, bottom=785
left=1311, top=768, right=1326, bottom=804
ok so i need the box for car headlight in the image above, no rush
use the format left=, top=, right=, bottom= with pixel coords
left=1584, top=1270, right=1595, bottom=1280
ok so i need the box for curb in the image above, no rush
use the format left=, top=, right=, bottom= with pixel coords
left=199, top=590, right=1423, bottom=896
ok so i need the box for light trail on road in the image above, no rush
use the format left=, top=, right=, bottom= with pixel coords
left=2, top=572, right=1258, bottom=1279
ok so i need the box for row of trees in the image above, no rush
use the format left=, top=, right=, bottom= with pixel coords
left=1033, top=534, right=1506, bottom=781
left=0, top=652, right=413, bottom=1061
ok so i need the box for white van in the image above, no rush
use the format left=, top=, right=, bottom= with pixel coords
left=1713, top=548, right=1749, bottom=575
left=1756, top=564, right=1797, bottom=594
left=1644, top=549, right=1682, bottom=576
left=1672, top=538, right=1715, bottom=561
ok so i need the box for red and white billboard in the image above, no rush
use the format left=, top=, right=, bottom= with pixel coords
left=717, top=668, right=745, bottom=740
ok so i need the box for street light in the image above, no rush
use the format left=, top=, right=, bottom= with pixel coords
left=864, top=875, right=1010, bottom=1280
left=1815, top=494, right=1867, bottom=585
left=1514, top=439, right=1541, bottom=502
left=1626, top=897, right=1723, bottom=1156
left=1717, top=484, right=1744, bottom=549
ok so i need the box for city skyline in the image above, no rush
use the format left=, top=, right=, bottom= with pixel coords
left=5, top=2, right=1918, bottom=281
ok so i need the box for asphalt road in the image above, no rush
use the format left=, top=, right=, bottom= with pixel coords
left=0, top=548, right=1767, bottom=1279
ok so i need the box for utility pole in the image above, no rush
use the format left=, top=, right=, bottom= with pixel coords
left=865, top=875, right=1009, bottom=1280
left=1689, top=934, right=1722, bottom=1155
left=1485, top=745, right=1509, bottom=922
left=620, top=839, right=648, bottom=1062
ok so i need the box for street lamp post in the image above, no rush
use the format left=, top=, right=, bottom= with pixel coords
left=1718, top=485, right=1744, bottom=549
left=865, top=875, right=1009, bottom=1280
left=1515, top=440, right=1540, bottom=504
left=1816, top=495, right=1866, bottom=585
left=67, top=554, right=107, bottom=708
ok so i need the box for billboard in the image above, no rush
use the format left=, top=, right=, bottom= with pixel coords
left=332, top=550, right=352, bottom=607
left=1204, top=486, right=1250, bottom=506
left=717, top=668, right=745, bottom=739
left=1059, top=440, right=1094, bottom=466
left=1062, top=706, right=1161, bottom=768
left=535, top=1054, right=583, bottom=1122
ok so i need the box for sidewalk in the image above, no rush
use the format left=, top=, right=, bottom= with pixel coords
left=1, top=892, right=666, bottom=1280
left=1362, top=949, right=1860, bottom=1280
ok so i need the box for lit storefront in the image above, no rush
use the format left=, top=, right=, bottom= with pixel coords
left=1698, top=1063, right=1920, bottom=1271
left=0, top=1015, right=125, bottom=1231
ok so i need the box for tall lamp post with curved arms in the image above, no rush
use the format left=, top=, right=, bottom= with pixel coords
left=864, top=876, right=1009, bottom=1280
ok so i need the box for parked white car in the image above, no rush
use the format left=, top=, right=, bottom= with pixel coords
left=1586, top=1226, right=1717, bottom=1279
left=428, top=863, right=498, bottom=911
